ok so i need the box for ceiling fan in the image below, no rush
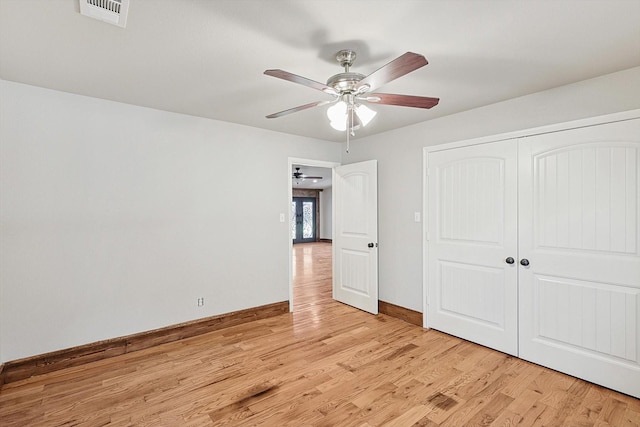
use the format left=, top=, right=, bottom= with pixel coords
left=264, top=50, right=439, bottom=146
left=292, top=167, right=323, bottom=181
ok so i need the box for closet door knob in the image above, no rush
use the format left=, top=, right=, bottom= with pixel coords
left=505, top=257, right=515, bottom=264
left=520, top=258, right=530, bottom=266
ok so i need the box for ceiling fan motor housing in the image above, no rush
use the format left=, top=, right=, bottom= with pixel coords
left=326, top=72, right=365, bottom=93
left=326, top=49, right=369, bottom=94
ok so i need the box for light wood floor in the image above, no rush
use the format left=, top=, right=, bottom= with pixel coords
left=1, top=242, right=638, bottom=426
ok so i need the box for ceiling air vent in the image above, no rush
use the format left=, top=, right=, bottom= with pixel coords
left=79, top=0, right=129, bottom=28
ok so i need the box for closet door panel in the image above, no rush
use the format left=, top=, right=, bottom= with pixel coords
left=519, top=119, right=640, bottom=398
left=427, top=139, right=518, bottom=355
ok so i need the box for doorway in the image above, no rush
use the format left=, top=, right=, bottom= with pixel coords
left=288, top=158, right=340, bottom=311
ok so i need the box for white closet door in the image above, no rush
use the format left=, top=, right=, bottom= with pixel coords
left=519, top=119, right=640, bottom=398
left=427, top=139, right=519, bottom=355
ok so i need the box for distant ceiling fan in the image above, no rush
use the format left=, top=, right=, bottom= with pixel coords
left=292, top=167, right=322, bottom=181
left=264, top=50, right=439, bottom=144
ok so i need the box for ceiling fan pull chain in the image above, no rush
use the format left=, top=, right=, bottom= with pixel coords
left=350, top=106, right=356, bottom=137
left=346, top=105, right=356, bottom=153
left=346, top=125, right=350, bottom=153
left=346, top=107, right=351, bottom=153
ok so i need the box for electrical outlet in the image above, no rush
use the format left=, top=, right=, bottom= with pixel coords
left=197, top=297, right=205, bottom=307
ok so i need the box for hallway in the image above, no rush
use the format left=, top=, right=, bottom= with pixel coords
left=292, top=242, right=332, bottom=312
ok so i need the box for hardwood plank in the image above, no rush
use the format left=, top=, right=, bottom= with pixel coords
left=1, top=242, right=638, bottom=426
left=598, top=396, right=628, bottom=426
left=464, top=392, right=514, bottom=426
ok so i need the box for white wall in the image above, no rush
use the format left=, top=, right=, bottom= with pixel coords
left=344, top=66, right=640, bottom=312
left=320, top=187, right=332, bottom=240
left=0, top=80, right=341, bottom=363
left=3, top=67, right=639, bottom=362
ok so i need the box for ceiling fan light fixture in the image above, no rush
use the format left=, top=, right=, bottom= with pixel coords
left=327, top=101, right=375, bottom=132
left=327, top=100, right=347, bottom=122
left=330, top=117, right=347, bottom=131
left=355, top=104, right=376, bottom=127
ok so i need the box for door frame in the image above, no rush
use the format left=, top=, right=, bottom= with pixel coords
left=288, top=157, right=340, bottom=312
left=422, top=109, right=640, bottom=328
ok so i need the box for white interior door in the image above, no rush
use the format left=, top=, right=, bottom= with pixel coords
left=427, top=140, right=519, bottom=355
left=519, top=119, right=640, bottom=398
left=333, top=160, right=378, bottom=314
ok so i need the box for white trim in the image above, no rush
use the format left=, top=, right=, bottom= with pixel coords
left=421, top=108, right=640, bottom=327
left=287, top=158, right=340, bottom=312
left=424, top=109, right=640, bottom=154
left=422, top=148, right=429, bottom=328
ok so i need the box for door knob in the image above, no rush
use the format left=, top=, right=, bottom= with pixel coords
left=520, top=258, right=530, bottom=266
left=505, top=257, right=515, bottom=264
left=368, top=242, right=375, bottom=248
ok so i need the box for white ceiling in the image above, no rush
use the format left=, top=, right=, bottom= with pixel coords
left=1, top=0, right=639, bottom=143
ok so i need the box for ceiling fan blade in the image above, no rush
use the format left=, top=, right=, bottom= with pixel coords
left=264, top=69, right=338, bottom=96
left=355, top=52, right=428, bottom=93
left=301, top=176, right=323, bottom=180
left=266, top=100, right=332, bottom=119
left=362, top=93, right=439, bottom=109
